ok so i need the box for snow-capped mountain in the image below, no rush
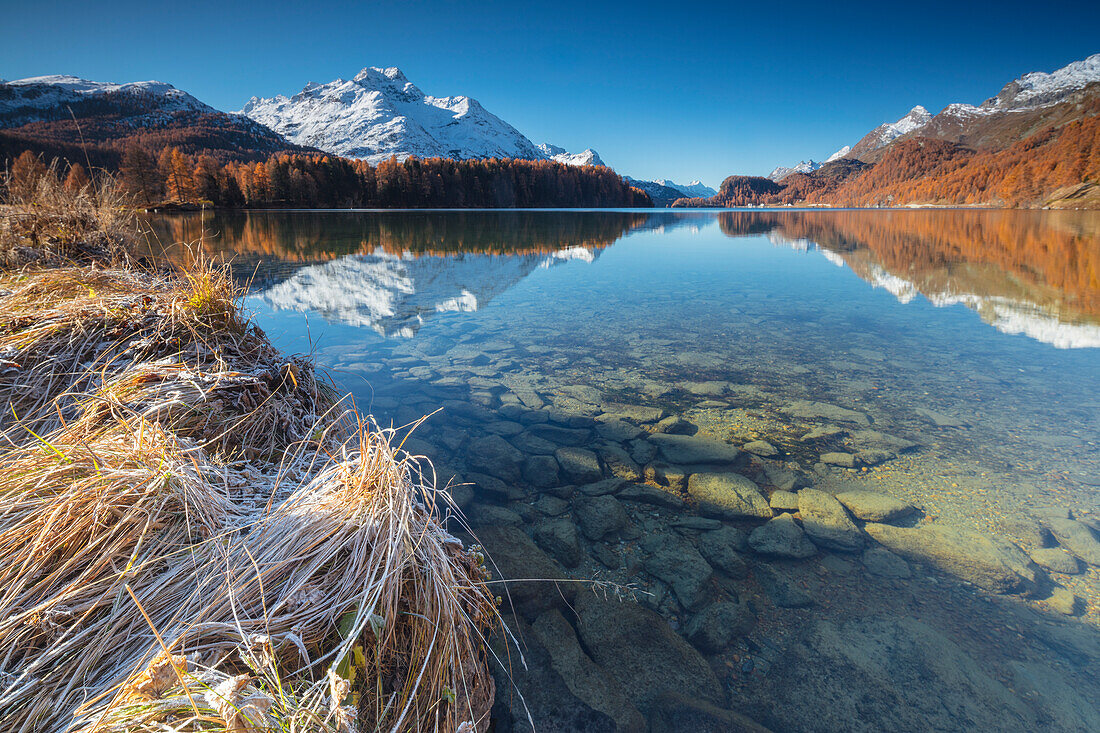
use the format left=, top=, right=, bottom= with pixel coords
left=835, top=53, right=1100, bottom=161
left=655, top=179, right=718, bottom=198
left=846, top=106, right=933, bottom=160
left=767, top=160, right=823, bottom=181
left=984, top=52, right=1100, bottom=110
left=537, top=143, right=606, bottom=167
left=0, top=74, right=213, bottom=127
left=825, top=145, right=851, bottom=163
left=0, top=74, right=304, bottom=160
left=258, top=246, right=599, bottom=336
left=241, top=67, right=547, bottom=164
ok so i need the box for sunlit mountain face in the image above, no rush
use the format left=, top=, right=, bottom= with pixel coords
left=723, top=210, right=1100, bottom=348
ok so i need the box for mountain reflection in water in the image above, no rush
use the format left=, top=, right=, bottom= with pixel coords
left=147, top=209, right=1100, bottom=347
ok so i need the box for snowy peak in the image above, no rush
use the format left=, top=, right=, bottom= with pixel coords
left=984, top=53, right=1100, bottom=110
left=0, top=74, right=213, bottom=125
left=537, top=143, right=606, bottom=167
left=654, top=179, right=717, bottom=198
left=825, top=145, right=851, bottom=163
left=845, top=105, right=932, bottom=160
left=767, top=160, right=823, bottom=181
left=241, top=67, right=546, bottom=164
left=877, top=106, right=933, bottom=143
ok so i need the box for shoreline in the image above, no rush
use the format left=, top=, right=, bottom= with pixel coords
left=0, top=175, right=499, bottom=731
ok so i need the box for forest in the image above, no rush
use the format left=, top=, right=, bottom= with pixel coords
left=675, top=115, right=1100, bottom=209
left=3, top=147, right=652, bottom=209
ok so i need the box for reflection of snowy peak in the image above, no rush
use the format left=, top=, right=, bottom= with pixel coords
left=765, top=231, right=1100, bottom=348
left=259, top=247, right=598, bottom=336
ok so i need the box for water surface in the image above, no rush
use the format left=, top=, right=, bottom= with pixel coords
left=151, top=209, right=1100, bottom=732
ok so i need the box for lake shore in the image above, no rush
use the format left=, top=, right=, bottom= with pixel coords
left=0, top=178, right=498, bottom=731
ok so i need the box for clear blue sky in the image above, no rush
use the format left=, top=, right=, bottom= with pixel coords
left=3, top=0, right=1098, bottom=186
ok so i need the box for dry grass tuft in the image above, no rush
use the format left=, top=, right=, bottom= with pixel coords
left=0, top=183, right=499, bottom=731
left=1, top=159, right=138, bottom=269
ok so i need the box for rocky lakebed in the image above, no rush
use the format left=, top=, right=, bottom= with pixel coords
left=319, top=333, right=1100, bottom=733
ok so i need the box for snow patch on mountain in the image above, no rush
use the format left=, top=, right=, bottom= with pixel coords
left=873, top=106, right=933, bottom=146
left=655, top=179, right=718, bottom=198
left=0, top=74, right=213, bottom=125
left=537, top=143, right=606, bottom=167
left=825, top=145, right=851, bottom=162
left=985, top=53, right=1100, bottom=110
left=767, top=160, right=823, bottom=181
left=241, top=67, right=546, bottom=164
left=258, top=246, right=598, bottom=336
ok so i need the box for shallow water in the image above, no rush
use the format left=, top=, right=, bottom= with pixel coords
left=151, top=209, right=1100, bottom=732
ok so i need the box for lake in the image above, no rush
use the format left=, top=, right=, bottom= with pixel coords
left=150, top=209, right=1100, bottom=732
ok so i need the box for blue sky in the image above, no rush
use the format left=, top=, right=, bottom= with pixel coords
left=3, top=0, right=1098, bottom=186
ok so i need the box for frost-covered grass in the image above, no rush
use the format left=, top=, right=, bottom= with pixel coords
left=0, top=169, right=498, bottom=732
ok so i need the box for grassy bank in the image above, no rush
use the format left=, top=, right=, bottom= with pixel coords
left=0, top=166, right=498, bottom=732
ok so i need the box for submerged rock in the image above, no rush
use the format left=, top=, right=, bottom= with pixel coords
left=598, top=444, right=643, bottom=482
left=755, top=566, right=814, bottom=608
left=477, top=526, right=575, bottom=616
left=742, top=440, right=778, bottom=457
left=489, top=613, right=618, bottom=732
left=758, top=616, right=1052, bottom=733
left=686, top=472, right=772, bottom=520
left=467, top=434, right=524, bottom=482
left=1044, top=518, right=1100, bottom=567
left=697, top=527, right=750, bottom=578
left=861, top=547, right=911, bottom=578
left=575, top=495, right=629, bottom=541
left=864, top=523, right=1041, bottom=594
left=574, top=592, right=723, bottom=715
left=798, top=489, right=865, bottom=552
left=649, top=692, right=774, bottom=733
left=642, top=533, right=714, bottom=609
left=555, top=446, right=604, bottom=483
left=784, top=400, right=870, bottom=426
left=684, top=600, right=756, bottom=653
left=523, top=454, right=560, bottom=488
left=819, top=451, right=859, bottom=468
left=1028, top=547, right=1082, bottom=575
left=749, top=514, right=817, bottom=559
left=835, top=490, right=915, bottom=523
left=768, top=490, right=800, bottom=512
left=644, top=461, right=687, bottom=491
left=619, top=482, right=685, bottom=509
left=530, top=610, right=647, bottom=731
left=649, top=433, right=741, bottom=465
left=532, top=518, right=584, bottom=568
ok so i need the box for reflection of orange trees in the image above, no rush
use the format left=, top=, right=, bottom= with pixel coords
left=147, top=211, right=652, bottom=262
left=718, top=210, right=1100, bottom=319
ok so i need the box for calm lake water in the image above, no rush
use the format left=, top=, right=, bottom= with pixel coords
left=150, top=209, right=1100, bottom=732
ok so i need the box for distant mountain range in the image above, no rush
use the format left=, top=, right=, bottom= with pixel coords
left=768, top=54, right=1100, bottom=173
left=694, top=52, right=1100, bottom=209
left=0, top=75, right=308, bottom=166
left=0, top=67, right=713, bottom=202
